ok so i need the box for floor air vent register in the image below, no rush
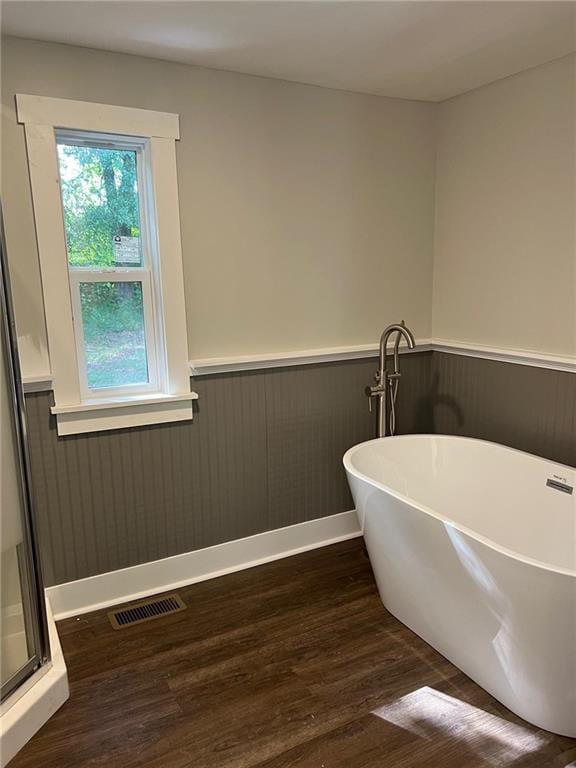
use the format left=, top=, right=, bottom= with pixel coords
left=108, top=594, right=186, bottom=629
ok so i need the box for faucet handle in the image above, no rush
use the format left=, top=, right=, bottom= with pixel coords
left=365, top=384, right=381, bottom=412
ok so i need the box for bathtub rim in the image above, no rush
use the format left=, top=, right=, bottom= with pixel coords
left=343, top=434, right=576, bottom=578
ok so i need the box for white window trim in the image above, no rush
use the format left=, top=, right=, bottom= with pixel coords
left=17, top=94, right=196, bottom=435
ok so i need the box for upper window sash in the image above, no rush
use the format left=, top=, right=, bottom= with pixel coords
left=55, top=130, right=154, bottom=274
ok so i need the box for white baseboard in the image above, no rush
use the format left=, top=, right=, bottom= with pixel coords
left=46, top=511, right=361, bottom=620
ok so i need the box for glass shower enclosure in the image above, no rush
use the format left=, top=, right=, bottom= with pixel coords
left=0, top=209, right=50, bottom=705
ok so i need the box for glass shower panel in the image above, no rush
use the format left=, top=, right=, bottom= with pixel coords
left=0, top=212, right=49, bottom=702
left=1, top=326, right=33, bottom=688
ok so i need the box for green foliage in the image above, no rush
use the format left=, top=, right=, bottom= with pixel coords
left=80, top=282, right=144, bottom=338
left=80, top=282, right=148, bottom=389
left=57, top=143, right=148, bottom=389
left=58, top=144, right=141, bottom=267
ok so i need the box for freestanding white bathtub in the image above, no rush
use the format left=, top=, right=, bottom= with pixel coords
left=344, top=435, right=575, bottom=737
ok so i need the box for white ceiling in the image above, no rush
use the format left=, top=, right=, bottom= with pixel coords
left=2, top=1, right=575, bottom=102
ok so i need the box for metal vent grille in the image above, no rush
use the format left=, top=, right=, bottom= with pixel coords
left=108, top=593, right=186, bottom=630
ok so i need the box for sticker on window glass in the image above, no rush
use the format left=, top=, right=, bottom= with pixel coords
left=113, top=236, right=140, bottom=265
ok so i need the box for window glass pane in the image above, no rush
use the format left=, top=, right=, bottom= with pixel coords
left=57, top=142, right=143, bottom=268
left=79, top=282, right=149, bottom=389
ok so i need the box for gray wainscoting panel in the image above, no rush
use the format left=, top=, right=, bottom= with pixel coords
left=265, top=353, right=432, bottom=528
left=25, top=349, right=575, bottom=588
left=25, top=353, right=433, bottom=586
left=432, top=352, right=576, bottom=467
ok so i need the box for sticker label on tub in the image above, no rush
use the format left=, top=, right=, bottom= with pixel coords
left=546, top=477, right=573, bottom=494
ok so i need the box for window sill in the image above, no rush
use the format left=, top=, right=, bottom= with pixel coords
left=51, top=392, right=198, bottom=436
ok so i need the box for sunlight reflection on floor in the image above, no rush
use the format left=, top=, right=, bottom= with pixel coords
left=372, top=686, right=550, bottom=766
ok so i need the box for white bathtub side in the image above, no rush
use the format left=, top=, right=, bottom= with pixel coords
left=346, top=471, right=576, bottom=737
left=344, top=435, right=575, bottom=573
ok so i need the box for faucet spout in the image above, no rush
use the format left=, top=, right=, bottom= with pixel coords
left=378, top=321, right=415, bottom=379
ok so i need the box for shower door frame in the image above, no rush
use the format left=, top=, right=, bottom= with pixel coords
left=0, top=206, right=50, bottom=703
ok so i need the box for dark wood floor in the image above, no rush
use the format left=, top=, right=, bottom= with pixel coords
left=11, top=540, right=576, bottom=768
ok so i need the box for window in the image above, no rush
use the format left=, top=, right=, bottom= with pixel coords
left=17, top=95, right=196, bottom=435
left=57, top=133, right=159, bottom=398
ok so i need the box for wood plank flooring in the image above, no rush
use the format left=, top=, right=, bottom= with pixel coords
left=10, top=540, right=576, bottom=767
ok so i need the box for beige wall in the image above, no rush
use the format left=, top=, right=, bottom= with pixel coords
left=1, top=36, right=437, bottom=375
left=4, top=37, right=573, bottom=369
left=433, top=54, right=576, bottom=357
